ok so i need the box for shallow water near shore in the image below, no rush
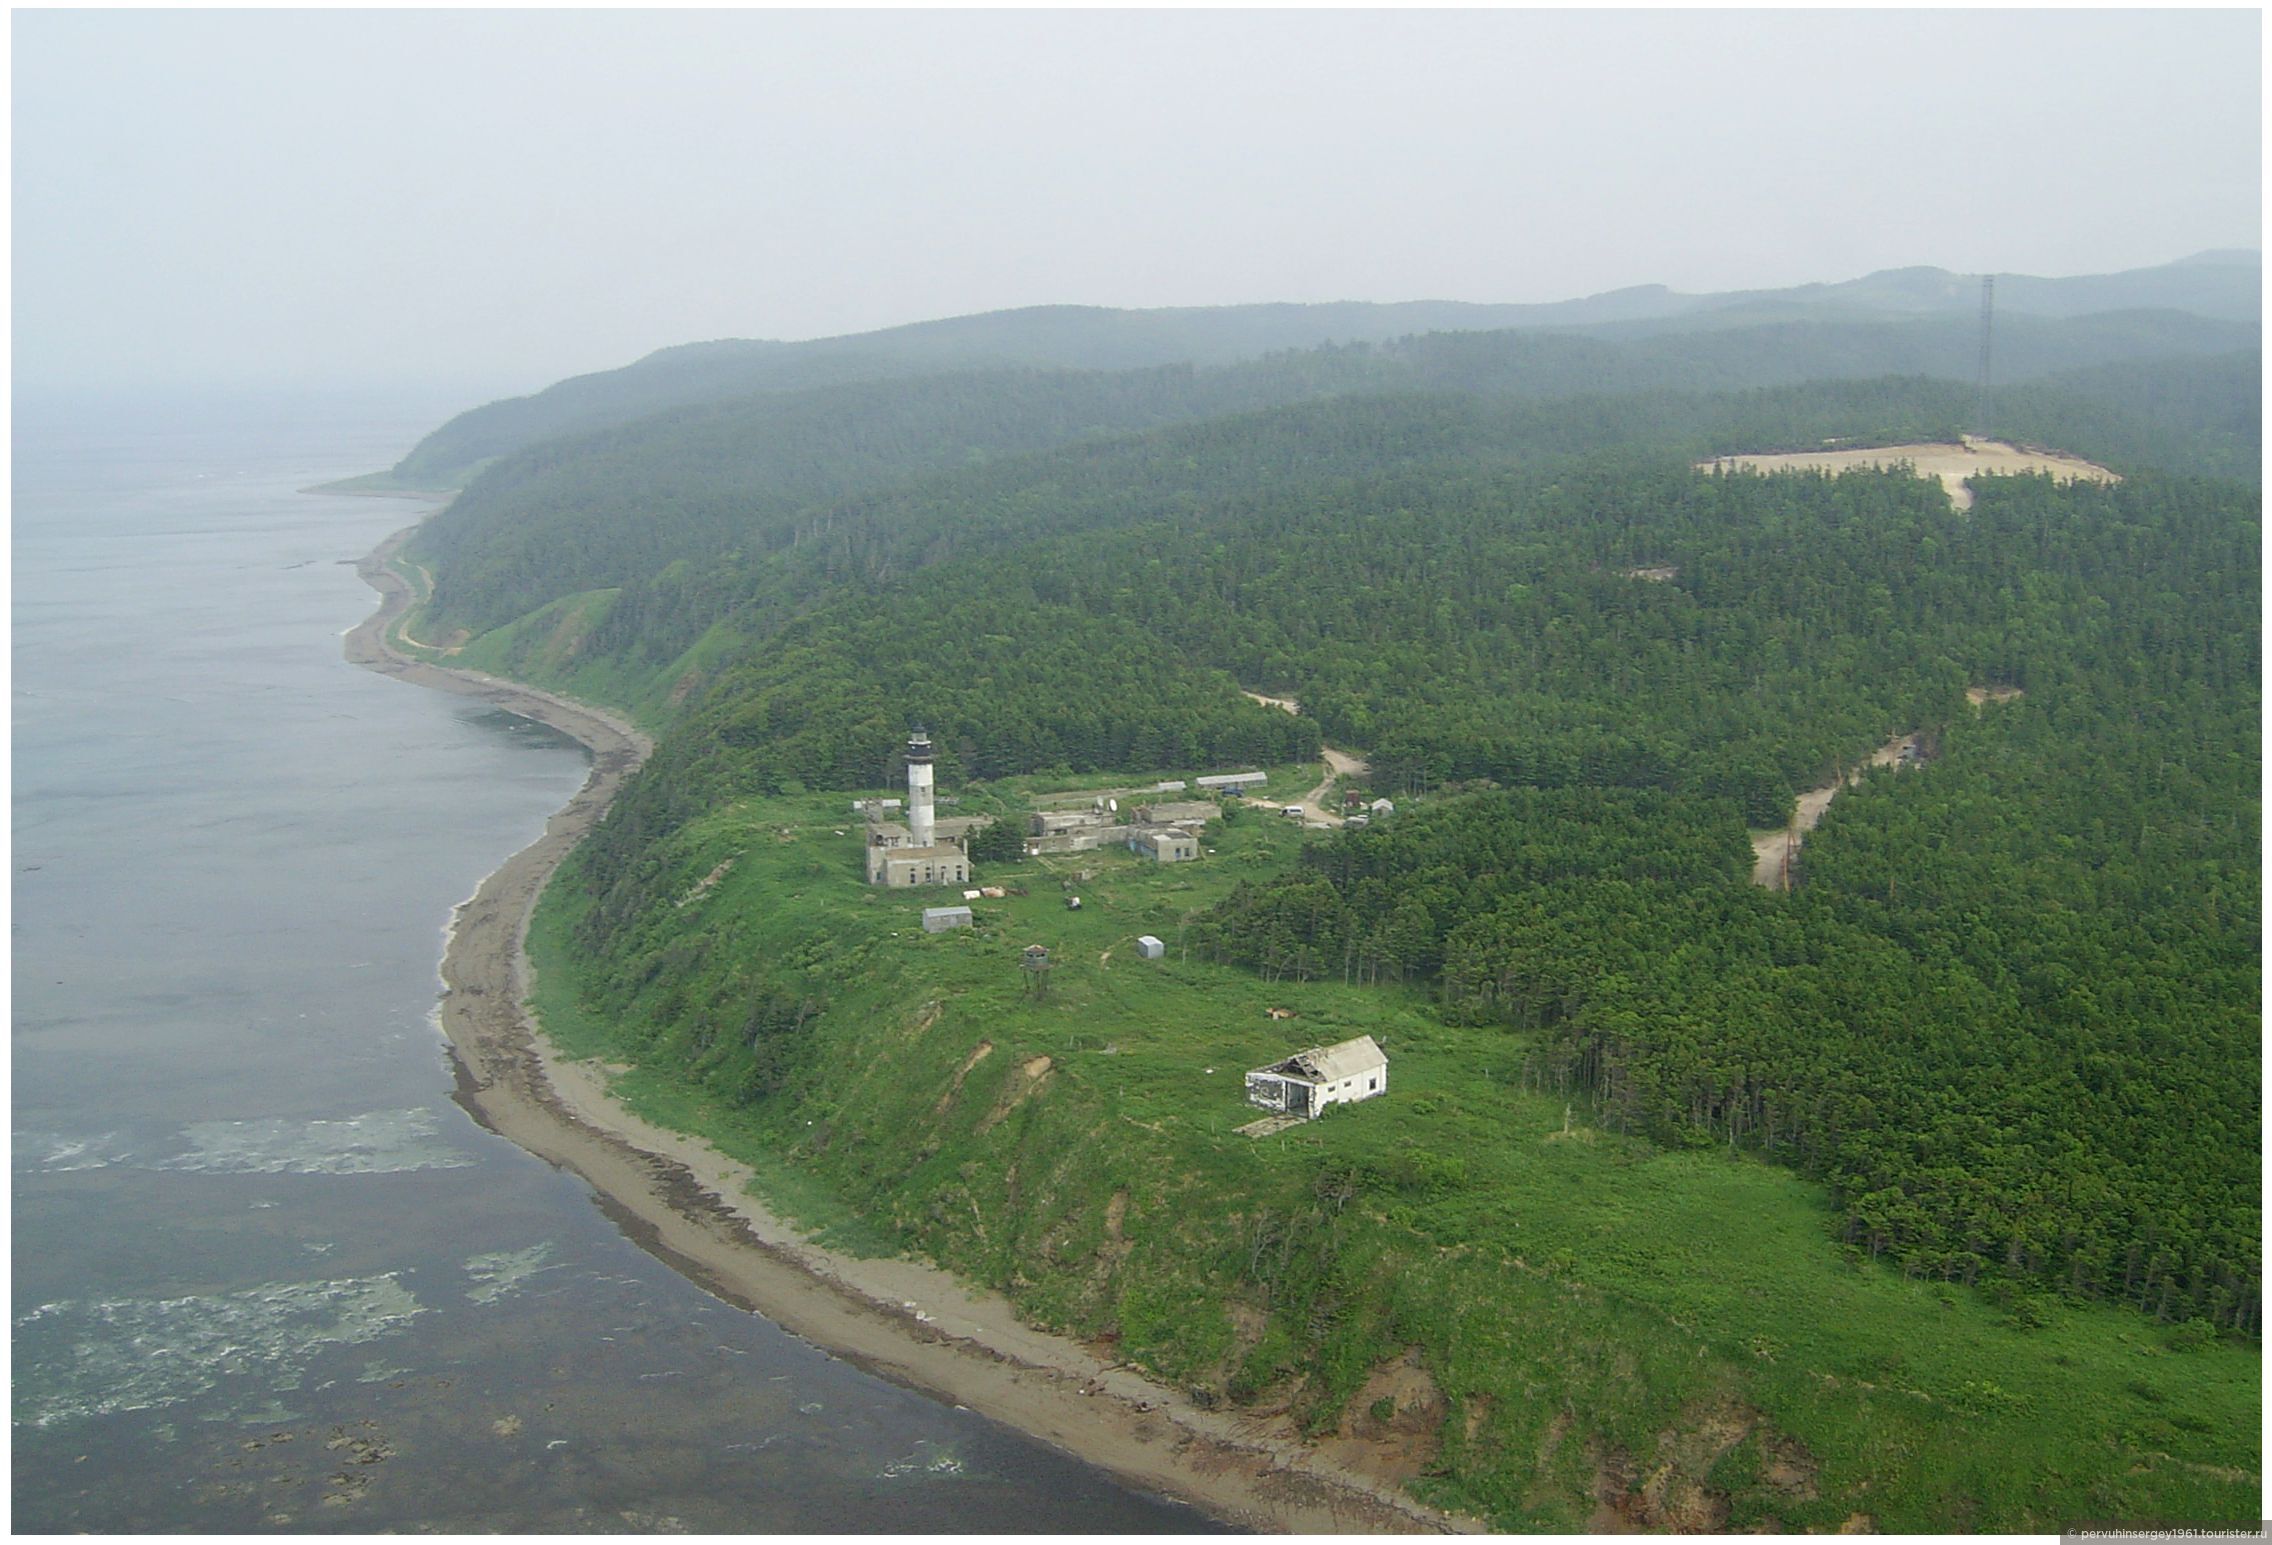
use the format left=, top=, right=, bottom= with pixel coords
left=12, top=399, right=1222, bottom=1532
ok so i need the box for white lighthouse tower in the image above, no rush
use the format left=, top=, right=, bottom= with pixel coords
left=905, top=725, right=936, bottom=849
left=862, top=723, right=974, bottom=888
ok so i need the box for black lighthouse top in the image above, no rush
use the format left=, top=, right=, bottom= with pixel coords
left=906, top=725, right=933, bottom=764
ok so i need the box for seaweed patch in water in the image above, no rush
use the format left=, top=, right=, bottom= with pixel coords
left=14, top=1129, right=137, bottom=1173
left=12, top=1272, right=426, bottom=1429
left=878, top=1439, right=970, bottom=1481
left=463, top=1242, right=559, bottom=1305
left=157, top=1108, right=473, bottom=1176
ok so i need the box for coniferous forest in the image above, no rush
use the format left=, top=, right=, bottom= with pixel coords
left=374, top=271, right=2260, bottom=1528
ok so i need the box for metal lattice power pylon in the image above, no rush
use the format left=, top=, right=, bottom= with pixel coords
left=1975, top=274, right=1996, bottom=442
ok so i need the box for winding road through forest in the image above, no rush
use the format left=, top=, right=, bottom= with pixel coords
left=1242, top=691, right=1369, bottom=826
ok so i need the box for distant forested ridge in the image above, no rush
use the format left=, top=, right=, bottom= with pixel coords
left=408, top=325, right=2257, bottom=640
left=381, top=251, right=2257, bottom=486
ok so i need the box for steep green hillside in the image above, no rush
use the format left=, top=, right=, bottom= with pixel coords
left=521, top=445, right=2255, bottom=1527
left=398, top=324, right=2259, bottom=1529
left=406, top=360, right=1358, bottom=637
left=568, top=452, right=2258, bottom=1300
left=528, top=773, right=2256, bottom=1532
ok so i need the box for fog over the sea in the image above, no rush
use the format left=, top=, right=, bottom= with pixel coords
left=13, top=8, right=2261, bottom=401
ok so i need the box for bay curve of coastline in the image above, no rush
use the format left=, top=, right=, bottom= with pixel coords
left=344, top=523, right=1480, bottom=1535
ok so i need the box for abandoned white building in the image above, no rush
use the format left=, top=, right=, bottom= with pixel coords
left=1245, top=1035, right=1388, bottom=1120
left=865, top=726, right=992, bottom=887
left=1132, top=800, right=1217, bottom=826
left=1126, top=826, right=1198, bottom=862
left=1024, top=787, right=1226, bottom=860
left=1026, top=807, right=1122, bottom=856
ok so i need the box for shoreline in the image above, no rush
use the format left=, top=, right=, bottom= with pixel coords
left=344, top=526, right=1480, bottom=1535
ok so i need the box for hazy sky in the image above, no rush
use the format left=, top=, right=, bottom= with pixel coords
left=14, top=8, right=2262, bottom=400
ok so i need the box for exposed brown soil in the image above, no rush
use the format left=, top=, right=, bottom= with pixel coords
left=932, top=1039, right=994, bottom=1118
left=1321, top=1349, right=1450, bottom=1485
left=674, top=859, right=735, bottom=908
left=1587, top=1397, right=1820, bottom=1533
left=1966, top=683, right=2025, bottom=707
left=975, top=1055, right=1055, bottom=1134
left=345, top=524, right=1480, bottom=1534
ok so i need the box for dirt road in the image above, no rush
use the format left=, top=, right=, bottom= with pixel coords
left=1238, top=691, right=1372, bottom=827
left=1750, top=733, right=1918, bottom=890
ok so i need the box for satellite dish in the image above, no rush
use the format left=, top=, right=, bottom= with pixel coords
left=1094, top=797, right=1104, bottom=811
left=1108, top=798, right=1118, bottom=813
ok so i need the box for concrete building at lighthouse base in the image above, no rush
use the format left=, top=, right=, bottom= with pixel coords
left=865, top=724, right=988, bottom=888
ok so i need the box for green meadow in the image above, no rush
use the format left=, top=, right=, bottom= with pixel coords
left=526, top=771, right=2259, bottom=1532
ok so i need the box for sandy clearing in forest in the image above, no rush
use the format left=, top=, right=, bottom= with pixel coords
left=345, top=526, right=1477, bottom=1535
left=1749, top=733, right=1920, bottom=890
left=1700, top=437, right=2119, bottom=511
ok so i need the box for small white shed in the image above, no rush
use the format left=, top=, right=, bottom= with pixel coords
left=1245, top=1035, right=1388, bottom=1120
left=1134, top=935, right=1166, bottom=960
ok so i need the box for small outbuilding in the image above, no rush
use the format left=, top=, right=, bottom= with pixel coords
left=1134, top=935, right=1166, bottom=960
left=1245, top=1035, right=1388, bottom=1120
left=921, top=906, right=973, bottom=933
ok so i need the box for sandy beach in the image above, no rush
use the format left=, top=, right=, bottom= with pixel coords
left=346, top=526, right=1479, bottom=1534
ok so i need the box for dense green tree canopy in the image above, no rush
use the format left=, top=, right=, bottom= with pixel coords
left=404, top=321, right=2256, bottom=1345
left=1190, top=472, right=2259, bottom=1330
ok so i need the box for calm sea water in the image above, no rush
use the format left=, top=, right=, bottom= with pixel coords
left=11, top=398, right=1219, bottom=1532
